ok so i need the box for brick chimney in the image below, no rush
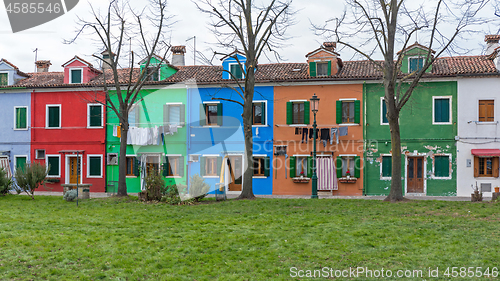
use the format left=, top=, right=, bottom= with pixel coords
left=172, top=46, right=186, bottom=66
left=323, top=42, right=336, bottom=52
left=35, top=60, right=51, bottom=72
left=485, top=35, right=500, bottom=55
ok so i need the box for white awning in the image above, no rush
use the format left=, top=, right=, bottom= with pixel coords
left=0, top=156, right=12, bottom=178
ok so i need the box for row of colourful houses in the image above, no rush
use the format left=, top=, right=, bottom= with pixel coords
left=1, top=35, right=500, bottom=197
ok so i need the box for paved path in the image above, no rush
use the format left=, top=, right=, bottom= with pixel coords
left=19, top=191, right=490, bottom=201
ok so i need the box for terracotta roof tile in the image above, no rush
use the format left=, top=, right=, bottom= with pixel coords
left=485, top=35, right=500, bottom=42
left=16, top=72, right=64, bottom=87
left=0, top=58, right=30, bottom=78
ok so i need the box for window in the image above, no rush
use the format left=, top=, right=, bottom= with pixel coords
left=309, top=61, right=332, bottom=77
left=70, top=69, right=82, bottom=84
left=252, top=102, right=266, bottom=126
left=286, top=101, right=310, bottom=125
left=88, top=104, right=103, bottom=128
left=46, top=105, right=61, bottom=128
left=434, top=155, right=450, bottom=178
left=15, top=156, right=27, bottom=172
left=409, top=57, right=424, bottom=72
left=129, top=103, right=140, bottom=127
left=336, top=156, right=361, bottom=178
left=289, top=156, right=311, bottom=178
left=35, top=149, right=45, bottom=160
left=145, top=155, right=161, bottom=174
left=46, top=155, right=60, bottom=177
left=475, top=156, right=499, bottom=178
left=14, top=106, right=28, bottom=130
left=381, top=98, right=388, bottom=125
left=253, top=156, right=270, bottom=177
left=87, top=155, right=103, bottom=178
left=164, top=104, right=185, bottom=126
left=163, top=156, right=184, bottom=177
left=230, top=64, right=244, bottom=79
left=200, top=103, right=222, bottom=126
left=144, top=67, right=160, bottom=81
left=479, top=100, right=494, bottom=122
left=433, top=97, right=451, bottom=124
left=126, top=156, right=138, bottom=176
left=201, top=156, right=219, bottom=177
left=381, top=155, right=392, bottom=178
left=0, top=73, right=8, bottom=86
left=189, top=155, right=200, bottom=162
left=336, top=100, right=360, bottom=124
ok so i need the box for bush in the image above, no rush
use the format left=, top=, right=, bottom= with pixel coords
left=144, top=170, right=165, bottom=201
left=64, top=189, right=77, bottom=202
left=188, top=174, right=210, bottom=201
left=161, top=184, right=195, bottom=205
left=14, top=162, right=48, bottom=200
left=0, top=167, right=12, bottom=196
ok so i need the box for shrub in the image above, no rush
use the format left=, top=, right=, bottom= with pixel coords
left=144, top=170, right=165, bottom=201
left=188, top=174, right=210, bottom=201
left=64, top=189, right=78, bottom=202
left=14, top=162, right=48, bottom=200
left=161, top=184, right=195, bottom=205
left=0, top=167, right=12, bottom=196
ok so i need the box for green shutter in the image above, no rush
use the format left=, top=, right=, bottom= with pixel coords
left=216, top=157, right=222, bottom=176
left=47, top=157, right=59, bottom=176
left=16, top=157, right=26, bottom=172
left=307, top=157, right=313, bottom=178
left=179, top=156, right=185, bottom=177
left=163, top=104, right=169, bottom=125
left=382, top=100, right=388, bottom=124
left=336, top=101, right=342, bottom=124
left=89, top=156, right=101, bottom=176
left=162, top=156, right=169, bottom=177
left=134, top=158, right=140, bottom=176
left=434, top=99, right=442, bottom=122
left=336, top=157, right=342, bottom=178
left=261, top=102, right=266, bottom=125
left=16, top=107, right=27, bottom=129
left=200, top=157, right=205, bottom=176
left=382, top=156, right=392, bottom=177
left=89, top=105, right=102, bottom=127
left=442, top=99, right=450, bottom=123
left=435, top=156, right=449, bottom=177
left=304, top=101, right=310, bottom=124
left=48, top=106, right=60, bottom=128
left=289, top=156, right=296, bottom=178
left=309, top=62, right=316, bottom=77
left=199, top=104, right=206, bottom=126
left=217, top=103, right=223, bottom=126
left=354, top=100, right=360, bottom=124
left=264, top=156, right=270, bottom=177
left=286, top=102, right=293, bottom=124
left=327, top=60, right=332, bottom=76
left=354, top=156, right=361, bottom=178
left=0, top=73, right=7, bottom=86
left=71, top=69, right=82, bottom=83
left=180, top=104, right=186, bottom=126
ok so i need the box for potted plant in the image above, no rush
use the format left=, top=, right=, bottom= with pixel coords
left=495, top=186, right=499, bottom=193
left=346, top=170, right=351, bottom=179
left=300, top=171, right=305, bottom=179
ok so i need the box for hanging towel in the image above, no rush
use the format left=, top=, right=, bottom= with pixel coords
left=117, top=126, right=121, bottom=138
left=339, top=126, right=348, bottom=137
left=320, top=128, right=330, bottom=147
left=330, top=128, right=338, bottom=145
left=295, top=128, right=300, bottom=135
left=113, top=125, right=118, bottom=137
left=169, top=124, right=178, bottom=135
left=302, top=128, right=308, bottom=143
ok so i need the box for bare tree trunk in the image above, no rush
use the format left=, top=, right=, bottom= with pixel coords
left=117, top=125, right=128, bottom=196
left=386, top=83, right=404, bottom=201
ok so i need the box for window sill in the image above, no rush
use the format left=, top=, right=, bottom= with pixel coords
left=203, top=176, right=219, bottom=179
left=252, top=125, right=268, bottom=127
left=87, top=126, right=104, bottom=129
left=431, top=176, right=452, bottom=180
left=339, top=177, right=357, bottom=183
left=476, top=122, right=498, bottom=125
left=87, top=176, right=103, bottom=178
left=432, top=122, right=452, bottom=125
left=203, top=125, right=221, bottom=128
left=289, top=124, right=308, bottom=127
left=126, top=176, right=138, bottom=178
left=45, top=127, right=61, bottom=129
left=339, top=123, right=359, bottom=126
left=252, top=176, right=267, bottom=179
left=47, top=175, right=61, bottom=178
left=292, top=177, right=310, bottom=183
left=13, top=128, right=29, bottom=131
left=165, top=176, right=182, bottom=179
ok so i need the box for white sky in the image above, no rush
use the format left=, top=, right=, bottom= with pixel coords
left=0, top=0, right=498, bottom=73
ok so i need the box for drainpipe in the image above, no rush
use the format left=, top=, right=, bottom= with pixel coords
left=362, top=82, right=367, bottom=196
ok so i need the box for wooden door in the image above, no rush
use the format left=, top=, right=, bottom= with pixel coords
left=228, top=156, right=242, bottom=191
left=69, top=157, right=81, bottom=184
left=407, top=157, right=424, bottom=193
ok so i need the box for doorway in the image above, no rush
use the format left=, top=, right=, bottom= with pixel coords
left=227, top=155, right=242, bottom=192
left=407, top=156, right=424, bottom=193
left=69, top=156, right=82, bottom=184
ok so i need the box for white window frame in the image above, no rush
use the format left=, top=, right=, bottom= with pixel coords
left=228, top=63, right=245, bottom=79
left=408, top=56, right=425, bottom=73
left=189, top=154, right=200, bottom=162
left=69, top=68, right=84, bottom=84
left=380, top=97, right=389, bottom=125
left=165, top=102, right=183, bottom=128
left=126, top=154, right=138, bottom=178
left=13, top=106, right=28, bottom=130
left=65, top=155, right=83, bottom=184
left=252, top=100, right=268, bottom=127
left=339, top=98, right=358, bottom=125
left=315, top=61, right=330, bottom=77
left=46, top=154, right=61, bottom=178
left=202, top=155, right=220, bottom=178
left=252, top=154, right=268, bottom=178
left=0, top=71, right=9, bottom=86
left=202, top=102, right=221, bottom=127
left=35, top=149, right=45, bottom=160
left=45, top=104, right=61, bottom=129
left=431, top=153, right=452, bottom=180
left=87, top=103, right=104, bottom=128
left=14, top=155, right=28, bottom=173
left=87, top=154, right=103, bottom=178
left=380, top=154, right=392, bottom=180
left=432, top=96, right=452, bottom=125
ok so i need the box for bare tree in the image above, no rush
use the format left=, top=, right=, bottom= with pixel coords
left=66, top=0, right=173, bottom=196
left=196, top=0, right=294, bottom=199
left=314, top=0, right=490, bottom=201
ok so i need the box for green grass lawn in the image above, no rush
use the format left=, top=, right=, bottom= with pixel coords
left=1, top=195, right=499, bottom=280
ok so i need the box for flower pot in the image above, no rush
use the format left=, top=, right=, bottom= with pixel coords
left=346, top=175, right=350, bottom=180
left=495, top=187, right=499, bottom=193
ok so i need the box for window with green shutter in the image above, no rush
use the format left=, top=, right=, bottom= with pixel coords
left=434, top=97, right=450, bottom=123
left=434, top=155, right=450, bottom=178
left=253, top=156, right=270, bottom=177
left=230, top=64, right=244, bottom=79
left=382, top=155, right=392, bottom=178
left=381, top=99, right=388, bottom=124
left=337, top=100, right=360, bottom=124
left=15, top=107, right=27, bottom=129
left=88, top=105, right=102, bottom=127
left=252, top=102, right=266, bottom=125
left=47, top=106, right=60, bottom=128
left=15, top=156, right=27, bottom=172
left=409, top=57, right=424, bottom=73
left=47, top=156, right=60, bottom=177
left=286, top=101, right=310, bottom=125
left=88, top=156, right=102, bottom=177
left=0, top=73, right=8, bottom=86
left=70, top=69, right=82, bottom=84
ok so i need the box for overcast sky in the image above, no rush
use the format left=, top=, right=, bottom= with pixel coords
left=0, top=0, right=498, bottom=73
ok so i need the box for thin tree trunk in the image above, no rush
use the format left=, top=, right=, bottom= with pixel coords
left=386, top=83, right=404, bottom=201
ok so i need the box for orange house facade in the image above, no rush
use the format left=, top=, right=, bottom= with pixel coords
left=273, top=83, right=364, bottom=196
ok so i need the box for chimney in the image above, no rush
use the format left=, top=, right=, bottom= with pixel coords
left=172, top=46, right=186, bottom=66
left=323, top=42, right=336, bottom=52
left=485, top=35, right=500, bottom=55
left=101, top=50, right=115, bottom=70
left=35, top=60, right=51, bottom=72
